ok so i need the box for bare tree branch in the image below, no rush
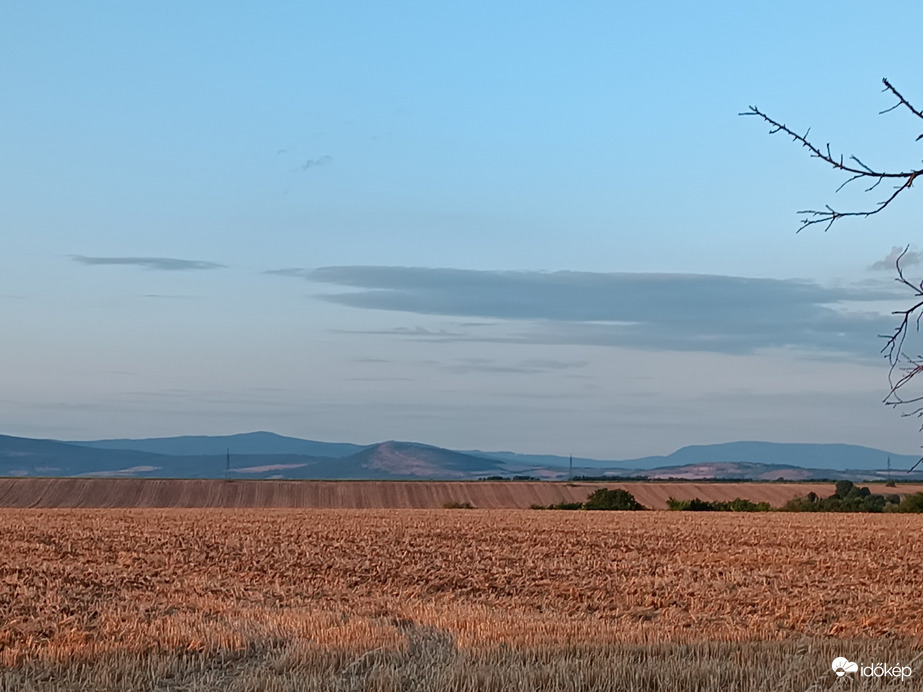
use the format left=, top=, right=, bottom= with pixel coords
left=746, top=79, right=923, bottom=466
left=741, top=78, right=923, bottom=232
left=881, top=78, right=923, bottom=122
left=881, top=247, right=923, bottom=453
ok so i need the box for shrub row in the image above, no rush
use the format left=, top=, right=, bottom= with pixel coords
left=663, top=481, right=923, bottom=513
left=532, top=488, right=645, bottom=511
left=666, top=497, right=771, bottom=512
left=782, top=481, right=923, bottom=513
left=528, top=482, right=923, bottom=513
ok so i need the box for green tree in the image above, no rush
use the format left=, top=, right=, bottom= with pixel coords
left=834, top=480, right=855, bottom=500
left=583, top=488, right=644, bottom=511
left=898, top=492, right=923, bottom=513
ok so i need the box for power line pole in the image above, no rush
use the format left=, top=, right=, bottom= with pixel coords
left=569, top=454, right=573, bottom=481
left=225, top=448, right=230, bottom=482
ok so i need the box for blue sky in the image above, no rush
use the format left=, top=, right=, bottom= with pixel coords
left=4, top=1, right=923, bottom=457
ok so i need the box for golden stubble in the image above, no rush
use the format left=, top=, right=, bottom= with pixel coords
left=2, top=509, right=922, bottom=667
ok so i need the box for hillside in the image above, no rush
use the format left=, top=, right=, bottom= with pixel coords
left=69, top=431, right=365, bottom=458
left=4, top=432, right=922, bottom=481
left=2, top=478, right=921, bottom=510
left=0, top=435, right=506, bottom=480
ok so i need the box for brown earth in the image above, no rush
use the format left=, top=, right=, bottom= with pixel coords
left=0, top=477, right=921, bottom=509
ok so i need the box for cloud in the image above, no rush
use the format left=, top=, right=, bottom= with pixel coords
left=331, top=326, right=466, bottom=339
left=265, top=267, right=311, bottom=278
left=868, top=246, right=922, bottom=271
left=284, top=266, right=905, bottom=358
left=433, top=358, right=587, bottom=375
left=72, top=256, right=226, bottom=271
left=299, top=155, right=332, bottom=171
left=348, top=355, right=587, bottom=376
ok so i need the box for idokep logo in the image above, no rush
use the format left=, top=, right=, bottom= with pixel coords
left=832, top=657, right=858, bottom=677
left=832, top=657, right=913, bottom=682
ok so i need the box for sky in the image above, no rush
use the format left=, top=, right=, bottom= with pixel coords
left=4, top=1, right=923, bottom=459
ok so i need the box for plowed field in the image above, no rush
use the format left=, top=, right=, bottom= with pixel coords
left=2, top=478, right=921, bottom=509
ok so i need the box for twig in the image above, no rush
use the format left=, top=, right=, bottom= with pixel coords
left=741, top=79, right=923, bottom=232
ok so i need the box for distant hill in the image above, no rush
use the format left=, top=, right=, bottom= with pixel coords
left=465, top=450, right=616, bottom=470
left=224, top=442, right=505, bottom=480
left=0, top=434, right=170, bottom=477
left=476, top=441, right=921, bottom=473
left=631, top=462, right=865, bottom=482
left=69, top=431, right=365, bottom=458
left=625, top=441, right=919, bottom=472
left=346, top=441, right=503, bottom=479
left=3, top=432, right=921, bottom=481
left=0, top=435, right=506, bottom=480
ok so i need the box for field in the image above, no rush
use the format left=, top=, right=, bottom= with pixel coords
left=3, top=478, right=923, bottom=509
left=2, top=507, right=923, bottom=690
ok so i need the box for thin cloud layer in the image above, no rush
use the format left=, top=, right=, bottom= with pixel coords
left=72, top=256, right=226, bottom=271
left=299, top=155, right=332, bottom=171
left=280, top=266, right=904, bottom=358
left=434, top=358, right=587, bottom=375
left=868, top=246, right=922, bottom=271
left=265, top=268, right=311, bottom=278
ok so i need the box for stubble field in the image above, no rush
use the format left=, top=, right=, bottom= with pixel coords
left=2, top=508, right=923, bottom=691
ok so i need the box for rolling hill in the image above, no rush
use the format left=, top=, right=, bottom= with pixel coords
left=69, top=431, right=364, bottom=458
left=2, top=432, right=921, bottom=481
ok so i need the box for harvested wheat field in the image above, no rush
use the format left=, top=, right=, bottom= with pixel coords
left=3, top=477, right=922, bottom=510
left=2, top=509, right=922, bottom=691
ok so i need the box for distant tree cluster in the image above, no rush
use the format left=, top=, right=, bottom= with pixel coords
left=478, top=475, right=540, bottom=481
left=781, top=480, right=923, bottom=513
left=666, top=497, right=771, bottom=512
left=529, top=483, right=923, bottom=513
left=531, top=487, right=645, bottom=511
left=664, top=482, right=923, bottom=513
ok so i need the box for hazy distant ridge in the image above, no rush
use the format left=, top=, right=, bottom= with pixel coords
left=69, top=431, right=365, bottom=458
left=1, top=432, right=919, bottom=481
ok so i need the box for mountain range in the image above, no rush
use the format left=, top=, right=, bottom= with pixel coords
left=0, top=431, right=919, bottom=481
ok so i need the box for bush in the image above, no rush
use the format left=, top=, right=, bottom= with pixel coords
left=685, top=498, right=718, bottom=511
left=443, top=501, right=475, bottom=509
left=667, top=497, right=771, bottom=512
left=583, top=488, right=645, bottom=511
left=834, top=480, right=855, bottom=500
left=782, top=483, right=903, bottom=513
left=897, top=492, right=923, bottom=513
left=781, top=495, right=818, bottom=512
left=531, top=488, right=645, bottom=511
left=726, top=498, right=772, bottom=512
left=530, top=501, right=584, bottom=510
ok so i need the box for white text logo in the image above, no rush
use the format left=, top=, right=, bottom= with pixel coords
left=833, top=657, right=912, bottom=681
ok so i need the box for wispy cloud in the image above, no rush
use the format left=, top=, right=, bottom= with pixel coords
left=278, top=265, right=904, bottom=358
left=332, top=326, right=466, bottom=339
left=433, top=358, right=588, bottom=375
left=265, top=267, right=311, bottom=278
left=868, top=246, right=922, bottom=271
left=72, top=256, right=226, bottom=271
left=299, top=155, right=332, bottom=171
